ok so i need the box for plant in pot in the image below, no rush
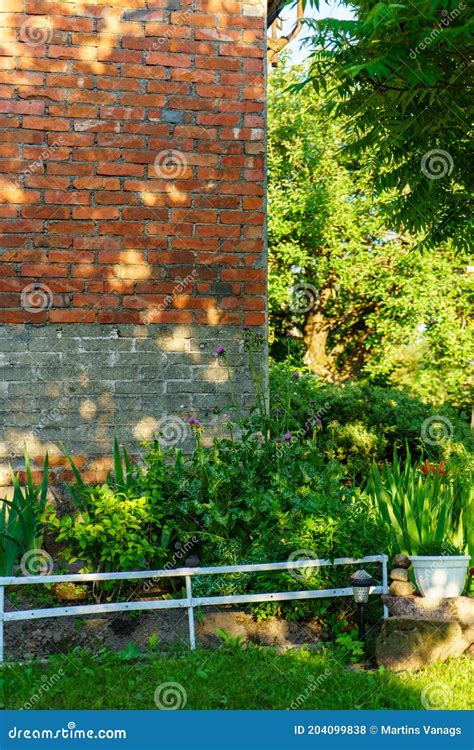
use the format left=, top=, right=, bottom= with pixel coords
left=413, top=541, right=469, bottom=598
left=366, top=448, right=472, bottom=598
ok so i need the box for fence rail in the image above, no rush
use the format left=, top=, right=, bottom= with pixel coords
left=0, top=554, right=389, bottom=663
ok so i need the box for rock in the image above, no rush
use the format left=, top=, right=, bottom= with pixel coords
left=376, top=617, right=469, bottom=671
left=392, top=553, right=411, bottom=569
left=52, top=583, right=88, bottom=602
left=381, top=595, right=474, bottom=626
left=389, top=580, right=416, bottom=596
left=389, top=567, right=409, bottom=582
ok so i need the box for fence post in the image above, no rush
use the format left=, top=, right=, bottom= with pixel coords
left=0, top=585, right=4, bottom=664
left=382, top=554, right=389, bottom=618
left=185, top=576, right=196, bottom=650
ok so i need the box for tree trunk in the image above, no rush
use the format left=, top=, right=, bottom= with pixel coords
left=302, top=290, right=337, bottom=380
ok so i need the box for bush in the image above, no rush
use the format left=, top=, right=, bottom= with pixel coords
left=134, top=423, right=390, bottom=621
left=46, top=484, right=169, bottom=574
left=270, top=362, right=473, bottom=480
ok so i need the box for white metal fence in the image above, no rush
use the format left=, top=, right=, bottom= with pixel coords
left=0, top=554, right=389, bottom=663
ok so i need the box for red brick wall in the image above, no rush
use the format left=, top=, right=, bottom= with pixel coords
left=0, top=0, right=266, bottom=328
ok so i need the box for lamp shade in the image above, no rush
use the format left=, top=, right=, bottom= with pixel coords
left=351, top=569, right=374, bottom=604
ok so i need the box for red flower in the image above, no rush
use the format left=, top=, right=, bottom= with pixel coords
left=417, top=459, right=446, bottom=477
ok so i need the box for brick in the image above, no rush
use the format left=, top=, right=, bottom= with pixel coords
left=0, top=101, right=45, bottom=115
left=0, top=220, right=43, bottom=233
left=146, top=52, right=192, bottom=67
left=22, top=116, right=69, bottom=131
left=97, top=163, right=144, bottom=177
left=20, top=263, right=68, bottom=277
left=49, top=310, right=96, bottom=322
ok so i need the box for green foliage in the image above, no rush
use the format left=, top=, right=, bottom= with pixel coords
left=335, top=629, right=365, bottom=664
left=138, top=416, right=390, bottom=621
left=0, top=452, right=49, bottom=575
left=299, top=0, right=472, bottom=247
left=270, top=362, right=472, bottom=479
left=365, top=448, right=473, bottom=556
left=117, top=642, right=142, bottom=661
left=62, top=437, right=135, bottom=511
left=268, top=63, right=473, bottom=407
left=46, top=484, right=165, bottom=573
left=417, top=541, right=465, bottom=556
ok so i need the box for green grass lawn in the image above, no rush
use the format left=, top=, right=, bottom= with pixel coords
left=2, top=645, right=473, bottom=710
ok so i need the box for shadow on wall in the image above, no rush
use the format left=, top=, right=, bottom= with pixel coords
left=0, top=0, right=266, bottom=327
left=0, top=323, right=259, bottom=488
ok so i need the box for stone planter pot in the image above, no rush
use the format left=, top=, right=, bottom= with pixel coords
left=409, top=555, right=470, bottom=598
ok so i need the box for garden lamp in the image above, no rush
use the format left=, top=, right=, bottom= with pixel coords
left=350, top=569, right=374, bottom=640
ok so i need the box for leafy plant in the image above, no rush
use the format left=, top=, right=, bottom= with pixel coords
left=417, top=541, right=465, bottom=556
left=366, top=447, right=473, bottom=556
left=299, top=0, right=471, bottom=247
left=109, top=436, right=135, bottom=493
left=61, top=437, right=135, bottom=511
left=117, top=642, right=141, bottom=661
left=46, top=485, right=167, bottom=577
left=334, top=629, right=365, bottom=664
left=270, top=363, right=473, bottom=480
left=0, top=452, right=49, bottom=575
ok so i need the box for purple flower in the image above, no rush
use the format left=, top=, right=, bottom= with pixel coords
left=315, top=418, right=322, bottom=426
left=188, top=418, right=202, bottom=428
left=292, top=371, right=300, bottom=379
left=273, top=408, right=282, bottom=415
left=188, top=418, right=196, bottom=425
left=283, top=433, right=292, bottom=441
left=275, top=437, right=283, bottom=444
left=215, top=345, right=225, bottom=356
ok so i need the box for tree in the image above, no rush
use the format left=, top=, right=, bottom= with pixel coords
left=289, top=0, right=473, bottom=247
left=268, top=64, right=472, bottom=409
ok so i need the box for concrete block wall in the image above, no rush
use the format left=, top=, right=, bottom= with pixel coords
left=0, top=0, right=267, bottom=483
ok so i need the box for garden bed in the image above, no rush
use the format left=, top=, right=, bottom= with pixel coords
left=4, top=602, right=325, bottom=662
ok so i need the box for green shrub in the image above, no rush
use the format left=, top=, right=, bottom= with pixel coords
left=46, top=484, right=169, bottom=574
left=270, top=362, right=473, bottom=480
left=136, top=424, right=390, bottom=621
